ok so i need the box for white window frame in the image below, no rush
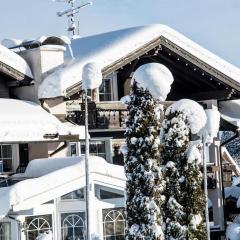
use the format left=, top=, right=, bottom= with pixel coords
left=0, top=222, right=11, bottom=240
left=24, top=215, right=52, bottom=240
left=69, top=138, right=112, bottom=163
left=60, top=212, right=85, bottom=240
left=61, top=188, right=85, bottom=202
left=0, top=144, right=19, bottom=173
left=102, top=208, right=125, bottom=240
left=97, top=72, right=118, bottom=102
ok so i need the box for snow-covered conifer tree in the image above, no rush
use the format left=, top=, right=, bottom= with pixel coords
left=124, top=80, right=164, bottom=239
left=160, top=99, right=207, bottom=239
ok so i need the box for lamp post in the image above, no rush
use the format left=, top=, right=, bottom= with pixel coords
left=203, top=108, right=221, bottom=240
left=84, top=89, right=90, bottom=240
left=202, top=139, right=210, bottom=240
left=82, top=62, right=102, bottom=240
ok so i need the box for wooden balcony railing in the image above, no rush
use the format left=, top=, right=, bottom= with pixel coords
left=67, top=101, right=129, bottom=130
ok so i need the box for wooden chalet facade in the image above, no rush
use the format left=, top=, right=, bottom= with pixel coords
left=0, top=25, right=240, bottom=239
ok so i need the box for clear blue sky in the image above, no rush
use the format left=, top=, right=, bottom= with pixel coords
left=1, top=0, right=240, bottom=66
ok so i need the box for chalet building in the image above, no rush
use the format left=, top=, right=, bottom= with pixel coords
left=0, top=24, right=240, bottom=239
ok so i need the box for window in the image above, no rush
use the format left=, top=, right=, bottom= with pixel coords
left=0, top=145, right=13, bottom=173
left=61, top=189, right=84, bottom=201
left=102, top=208, right=125, bottom=240
left=69, top=142, right=78, bottom=157
left=0, top=222, right=11, bottom=240
left=99, top=78, right=113, bottom=101
left=61, top=212, right=85, bottom=240
left=100, top=190, right=124, bottom=200
left=25, top=215, right=52, bottom=240
left=81, top=140, right=106, bottom=159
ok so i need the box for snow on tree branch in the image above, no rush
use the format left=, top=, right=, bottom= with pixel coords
left=132, top=63, right=174, bottom=100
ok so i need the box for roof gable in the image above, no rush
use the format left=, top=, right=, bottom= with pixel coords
left=38, top=24, right=240, bottom=99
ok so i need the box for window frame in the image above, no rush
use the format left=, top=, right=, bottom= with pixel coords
left=102, top=208, right=125, bottom=240
left=99, top=78, right=114, bottom=102
left=61, top=188, right=85, bottom=201
left=24, top=214, right=52, bottom=240
left=0, top=222, right=11, bottom=240
left=0, top=145, right=13, bottom=173
left=61, top=212, right=85, bottom=240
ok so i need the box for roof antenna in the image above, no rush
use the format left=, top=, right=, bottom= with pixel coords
left=54, top=0, right=92, bottom=38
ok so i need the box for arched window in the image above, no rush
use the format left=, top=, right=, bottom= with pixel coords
left=25, top=216, right=52, bottom=240
left=61, top=213, right=85, bottom=240
left=103, top=208, right=125, bottom=240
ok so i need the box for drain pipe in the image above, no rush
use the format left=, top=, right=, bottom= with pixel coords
left=220, top=132, right=239, bottom=229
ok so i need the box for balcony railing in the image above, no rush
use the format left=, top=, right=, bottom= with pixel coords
left=67, top=101, right=128, bottom=130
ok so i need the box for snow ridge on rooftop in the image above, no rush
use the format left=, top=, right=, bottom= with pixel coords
left=38, top=24, right=240, bottom=99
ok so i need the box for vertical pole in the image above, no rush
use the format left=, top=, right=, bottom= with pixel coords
left=85, top=90, right=90, bottom=240
left=203, top=139, right=211, bottom=240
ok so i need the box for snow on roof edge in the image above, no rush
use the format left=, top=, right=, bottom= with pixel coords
left=0, top=44, right=33, bottom=78
left=38, top=24, right=240, bottom=99
left=0, top=156, right=125, bottom=218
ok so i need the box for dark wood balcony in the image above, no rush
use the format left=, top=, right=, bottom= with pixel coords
left=67, top=101, right=128, bottom=130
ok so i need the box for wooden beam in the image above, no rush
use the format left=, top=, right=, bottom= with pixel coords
left=190, top=89, right=232, bottom=101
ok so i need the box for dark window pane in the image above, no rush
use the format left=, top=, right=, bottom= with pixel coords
left=2, top=146, right=12, bottom=158
left=115, top=221, right=125, bottom=235
left=100, top=190, right=124, bottom=199
left=70, top=143, right=77, bottom=156
left=105, top=222, right=114, bottom=235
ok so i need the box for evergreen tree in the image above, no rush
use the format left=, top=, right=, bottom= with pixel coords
left=160, top=108, right=207, bottom=239
left=124, top=81, right=164, bottom=240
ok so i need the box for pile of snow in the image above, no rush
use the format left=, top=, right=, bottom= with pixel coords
left=120, top=95, right=131, bottom=104
left=1, top=36, right=70, bottom=49
left=132, top=63, right=174, bottom=100
left=165, top=99, right=207, bottom=134
left=189, top=214, right=202, bottom=230
left=232, top=177, right=240, bottom=186
left=1, top=38, right=22, bottom=48
left=0, top=43, right=32, bottom=78
left=225, top=186, right=240, bottom=200
left=36, top=231, right=52, bottom=240
left=202, top=109, right=220, bottom=142
left=226, top=223, right=240, bottom=240
left=0, top=99, right=85, bottom=142
left=0, top=156, right=125, bottom=219
left=82, top=62, right=102, bottom=90
left=187, top=141, right=202, bottom=164
left=14, top=156, right=81, bottom=178
left=219, top=100, right=240, bottom=128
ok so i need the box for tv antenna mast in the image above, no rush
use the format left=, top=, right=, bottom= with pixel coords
left=55, top=0, right=92, bottom=37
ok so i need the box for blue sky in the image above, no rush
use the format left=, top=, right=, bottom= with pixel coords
left=1, top=0, right=240, bottom=66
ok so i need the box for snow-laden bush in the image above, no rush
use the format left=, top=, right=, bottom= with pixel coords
left=160, top=99, right=207, bottom=239
left=124, top=81, right=164, bottom=240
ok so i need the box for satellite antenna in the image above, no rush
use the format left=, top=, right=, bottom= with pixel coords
left=55, top=0, right=92, bottom=37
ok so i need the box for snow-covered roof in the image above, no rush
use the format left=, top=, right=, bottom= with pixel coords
left=219, top=100, right=240, bottom=129
left=0, top=156, right=125, bottom=219
left=0, top=98, right=85, bottom=143
left=0, top=44, right=33, bottom=79
left=39, top=24, right=240, bottom=99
